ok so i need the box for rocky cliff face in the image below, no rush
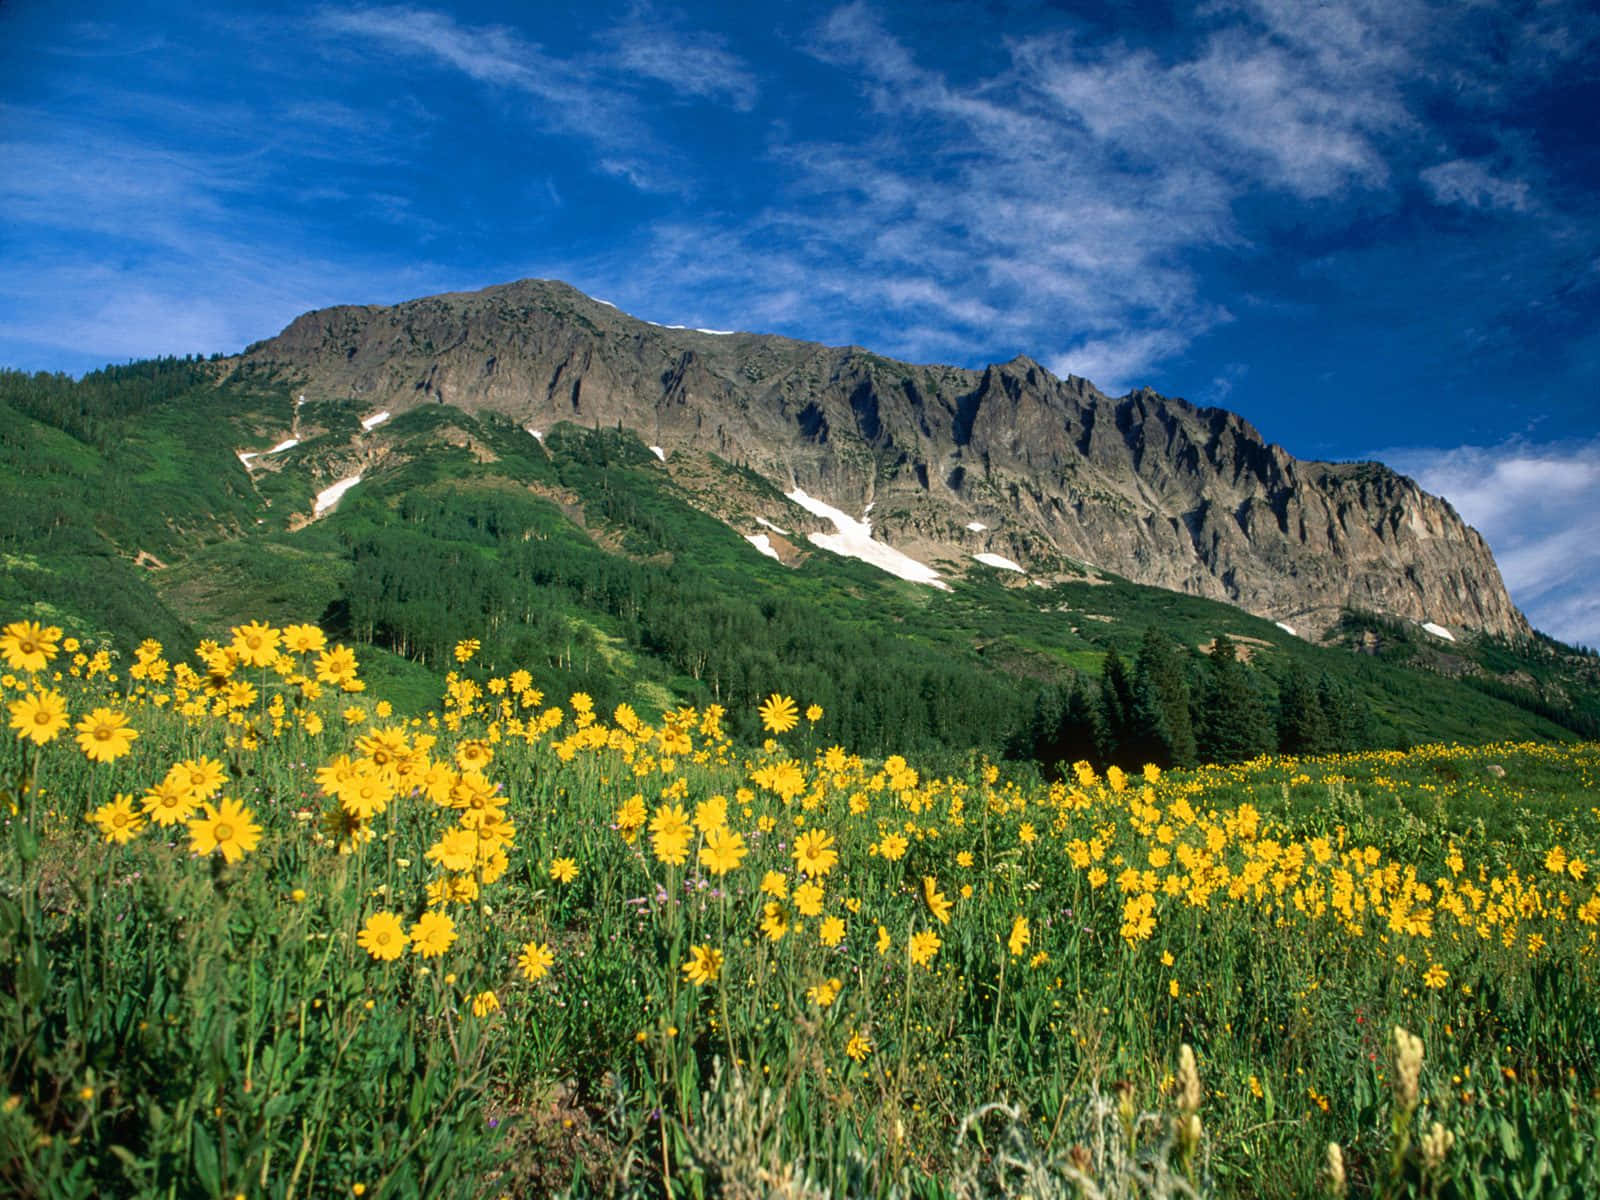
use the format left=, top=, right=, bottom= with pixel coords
left=237, top=278, right=1530, bottom=641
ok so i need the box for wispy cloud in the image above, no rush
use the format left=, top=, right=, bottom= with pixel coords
left=315, top=4, right=758, bottom=194
left=0, top=95, right=468, bottom=369
left=316, top=6, right=643, bottom=163
left=6, top=0, right=1597, bottom=415
left=1047, top=331, right=1200, bottom=395
left=1382, top=438, right=1600, bottom=647
left=565, top=0, right=1439, bottom=388
left=603, top=20, right=758, bottom=110
left=1420, top=159, right=1534, bottom=213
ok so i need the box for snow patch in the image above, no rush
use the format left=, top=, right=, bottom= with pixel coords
left=361, top=410, right=391, bottom=431
left=638, top=319, right=732, bottom=335
left=649, top=445, right=666, bottom=462
left=525, top=426, right=544, bottom=443
left=785, top=488, right=948, bottom=589
left=296, top=394, right=307, bottom=407
left=973, top=552, right=1024, bottom=573
left=745, top=533, right=781, bottom=561
left=594, top=298, right=618, bottom=309
left=313, top=475, right=362, bottom=517
left=1276, top=621, right=1298, bottom=637
left=240, top=438, right=300, bottom=466
left=1421, top=621, right=1456, bottom=642
left=754, top=516, right=790, bottom=536
left=966, top=521, right=988, bottom=532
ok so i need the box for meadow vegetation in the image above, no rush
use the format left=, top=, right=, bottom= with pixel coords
left=5, top=364, right=1597, bottom=781
left=3, top=616, right=1597, bottom=1198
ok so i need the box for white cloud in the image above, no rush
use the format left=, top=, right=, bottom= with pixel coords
left=0, top=103, right=479, bottom=368
left=567, top=0, right=1492, bottom=388
left=1016, top=24, right=1406, bottom=200
left=316, top=5, right=757, bottom=193
left=1047, top=330, right=1198, bottom=395
left=1419, top=158, right=1533, bottom=213
left=317, top=7, right=633, bottom=143
left=604, top=23, right=758, bottom=110
left=1382, top=438, right=1600, bottom=647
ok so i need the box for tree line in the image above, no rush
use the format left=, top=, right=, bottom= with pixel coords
left=0, top=360, right=214, bottom=450
left=333, top=483, right=1382, bottom=771
left=1020, top=628, right=1377, bottom=774
left=334, top=486, right=1035, bottom=764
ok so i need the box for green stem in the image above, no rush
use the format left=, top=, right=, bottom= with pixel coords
left=988, top=947, right=1008, bottom=1090
left=718, top=889, right=737, bottom=1076
left=895, top=928, right=915, bottom=1097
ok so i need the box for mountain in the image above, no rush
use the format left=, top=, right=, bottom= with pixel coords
left=238, top=278, right=1529, bottom=642
left=4, top=344, right=1597, bottom=763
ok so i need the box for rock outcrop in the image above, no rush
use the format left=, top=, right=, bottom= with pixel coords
left=236, top=279, right=1530, bottom=640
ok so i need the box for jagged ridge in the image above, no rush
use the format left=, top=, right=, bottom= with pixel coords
left=237, top=278, right=1530, bottom=641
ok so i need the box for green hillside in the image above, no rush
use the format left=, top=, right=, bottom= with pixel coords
left=2, top=363, right=1595, bottom=767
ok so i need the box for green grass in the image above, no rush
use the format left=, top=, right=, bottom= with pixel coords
left=2, top=627, right=1597, bottom=1198
left=3, top=366, right=1597, bottom=770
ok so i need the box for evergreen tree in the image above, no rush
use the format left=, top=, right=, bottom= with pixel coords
left=1022, top=684, right=1070, bottom=772
left=1098, top=647, right=1136, bottom=764
left=1196, top=634, right=1274, bottom=764
left=1131, top=626, right=1198, bottom=767
left=1277, top=665, right=1330, bottom=755
left=1058, top=680, right=1105, bottom=771
left=1316, top=672, right=1376, bottom=751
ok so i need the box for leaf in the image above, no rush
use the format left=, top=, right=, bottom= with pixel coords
left=192, top=1122, right=221, bottom=1199
left=0, top=896, right=20, bottom=938
left=107, top=1144, right=140, bottom=1169
left=1499, top=1116, right=1522, bottom=1162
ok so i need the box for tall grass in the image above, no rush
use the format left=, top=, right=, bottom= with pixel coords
left=3, top=618, right=1597, bottom=1197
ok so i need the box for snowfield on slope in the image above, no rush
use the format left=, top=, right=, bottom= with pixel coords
left=972, top=552, right=1024, bottom=573
left=313, top=475, right=362, bottom=517
left=745, top=533, right=781, bottom=561
left=785, top=489, right=948, bottom=589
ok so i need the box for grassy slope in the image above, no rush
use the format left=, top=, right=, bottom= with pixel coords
left=3, top=639, right=1595, bottom=1199
left=0, top=366, right=1592, bottom=755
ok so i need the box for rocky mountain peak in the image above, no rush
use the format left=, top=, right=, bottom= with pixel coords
left=235, top=279, right=1531, bottom=642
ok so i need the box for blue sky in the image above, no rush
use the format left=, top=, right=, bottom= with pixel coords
left=3, top=1, right=1597, bottom=643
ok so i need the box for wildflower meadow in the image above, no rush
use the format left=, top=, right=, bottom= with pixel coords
left=2, top=616, right=1597, bottom=1198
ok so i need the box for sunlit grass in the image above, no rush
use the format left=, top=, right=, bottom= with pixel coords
left=3, top=617, right=1597, bottom=1198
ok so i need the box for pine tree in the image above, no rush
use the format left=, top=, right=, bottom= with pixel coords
left=1099, top=647, right=1136, bottom=764
left=1021, top=684, right=1069, bottom=770
left=1316, top=673, right=1374, bottom=751
left=1132, top=626, right=1198, bottom=767
left=1196, top=634, right=1274, bottom=764
left=1277, top=665, right=1330, bottom=755
left=1059, top=680, right=1105, bottom=771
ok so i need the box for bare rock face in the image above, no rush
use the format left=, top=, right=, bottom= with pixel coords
left=238, top=278, right=1531, bottom=641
